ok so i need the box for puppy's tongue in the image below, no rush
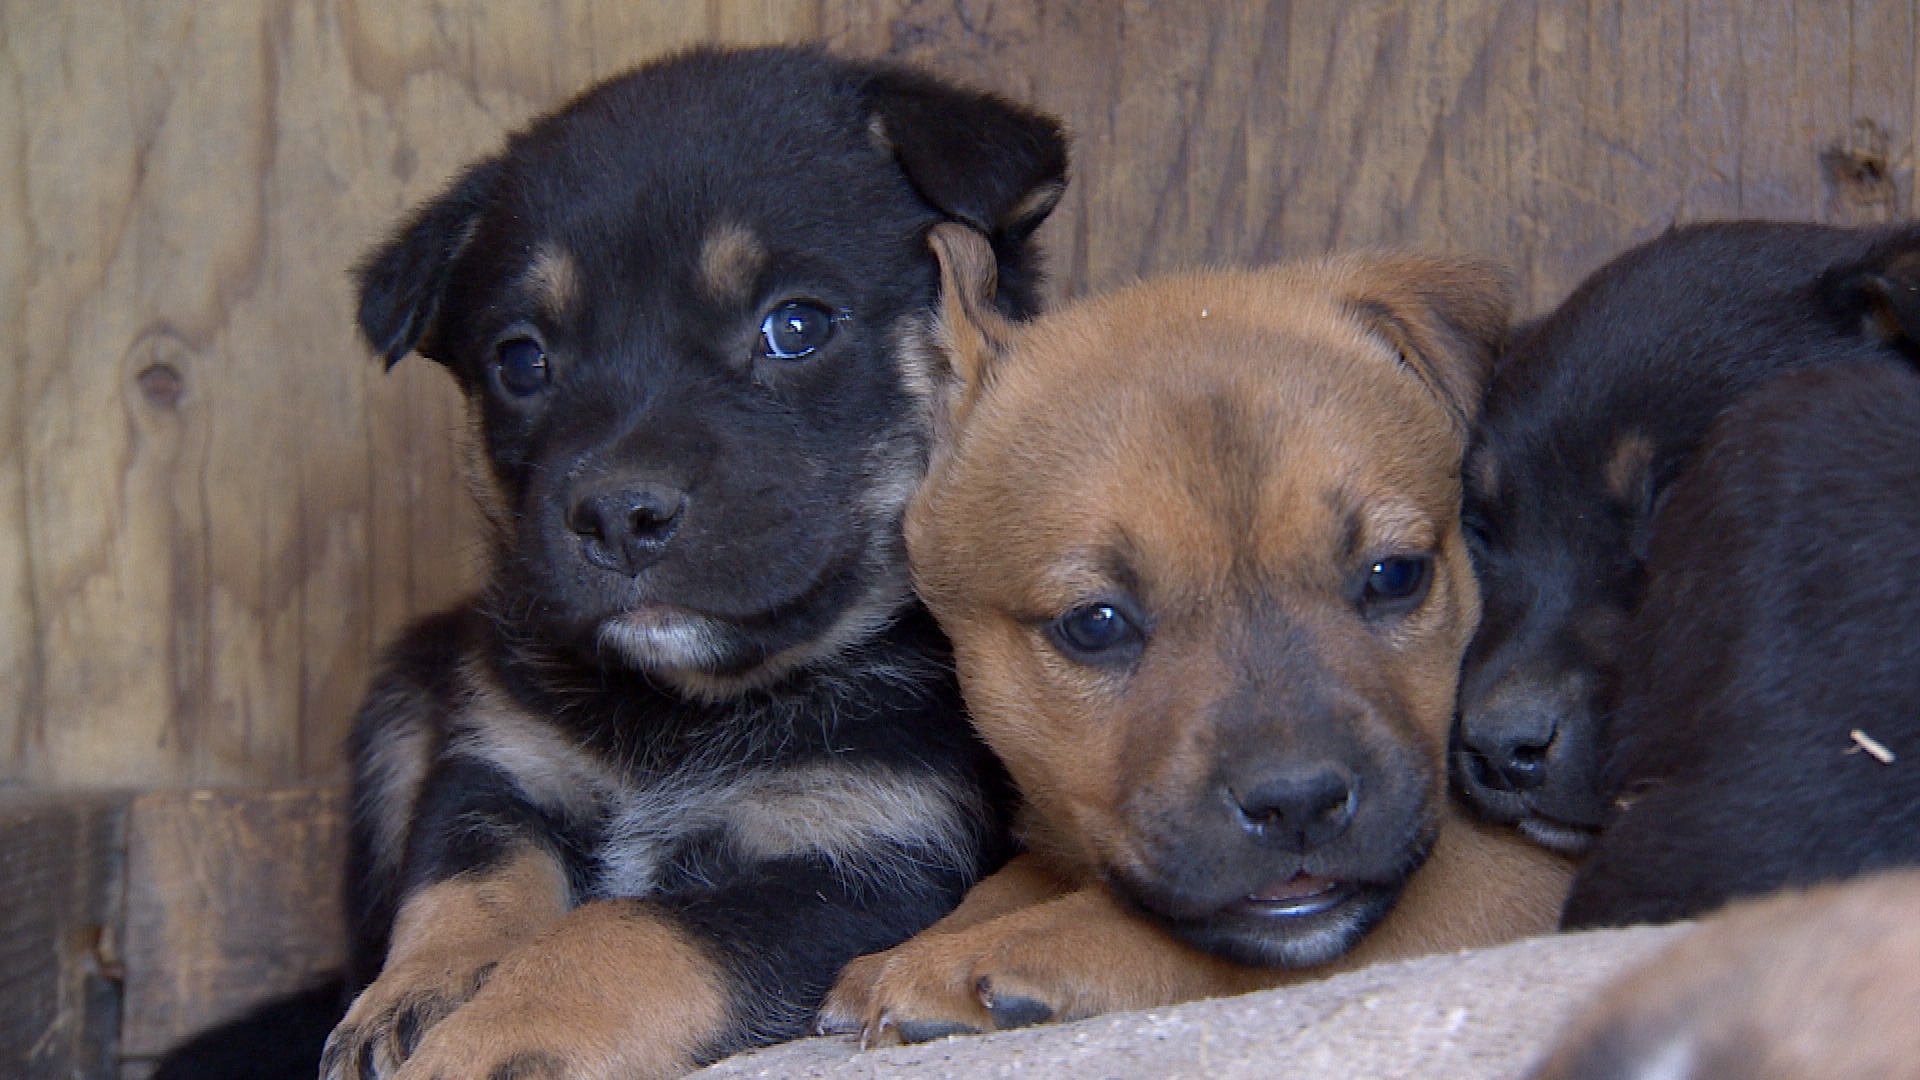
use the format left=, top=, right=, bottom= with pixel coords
left=1232, top=873, right=1353, bottom=918
left=1252, top=874, right=1338, bottom=903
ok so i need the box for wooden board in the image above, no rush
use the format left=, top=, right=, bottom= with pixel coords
left=118, top=788, right=350, bottom=1063
left=2, top=0, right=1916, bottom=790
left=0, top=792, right=128, bottom=1080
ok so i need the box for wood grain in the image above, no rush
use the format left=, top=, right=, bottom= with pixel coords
left=0, top=792, right=128, bottom=1080
left=0, top=1, right=823, bottom=789
left=2, top=0, right=1915, bottom=789
left=118, top=788, right=349, bottom=1061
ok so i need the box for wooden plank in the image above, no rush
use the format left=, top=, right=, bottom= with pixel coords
left=0, top=792, right=129, bottom=1080
left=0, top=2, right=824, bottom=790
left=4, top=0, right=1920, bottom=790
left=118, top=788, right=349, bottom=1062
left=834, top=0, right=1920, bottom=316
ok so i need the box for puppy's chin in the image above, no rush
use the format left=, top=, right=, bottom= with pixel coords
left=593, top=572, right=915, bottom=701
left=598, top=609, right=741, bottom=675
left=1157, top=880, right=1405, bottom=969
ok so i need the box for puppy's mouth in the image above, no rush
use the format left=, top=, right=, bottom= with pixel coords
left=1517, top=814, right=1600, bottom=855
left=1225, top=874, right=1358, bottom=920
left=1152, top=877, right=1402, bottom=970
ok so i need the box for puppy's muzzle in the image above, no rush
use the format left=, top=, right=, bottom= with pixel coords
left=1452, top=686, right=1608, bottom=854
left=568, top=480, right=687, bottom=577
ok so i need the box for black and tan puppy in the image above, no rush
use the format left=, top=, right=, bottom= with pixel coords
left=1454, top=222, right=1920, bottom=854
left=818, top=226, right=1571, bottom=1041
left=1559, top=360, right=1920, bottom=928
left=1533, top=870, right=1920, bottom=1080
left=293, top=47, right=1068, bottom=1080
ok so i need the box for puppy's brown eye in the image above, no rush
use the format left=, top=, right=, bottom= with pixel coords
left=494, top=337, right=550, bottom=397
left=760, top=301, right=839, bottom=360
left=1049, top=603, right=1144, bottom=665
left=1361, top=556, right=1432, bottom=615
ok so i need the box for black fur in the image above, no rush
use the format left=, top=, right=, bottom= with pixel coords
left=156, top=45, right=1063, bottom=1079
left=1453, top=221, right=1920, bottom=852
left=1561, top=360, right=1920, bottom=928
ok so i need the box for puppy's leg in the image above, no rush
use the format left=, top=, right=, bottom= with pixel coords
left=389, top=899, right=727, bottom=1080
left=818, top=853, right=1073, bottom=1037
left=321, top=844, right=569, bottom=1080
left=378, top=857, right=968, bottom=1079
left=838, top=882, right=1276, bottom=1045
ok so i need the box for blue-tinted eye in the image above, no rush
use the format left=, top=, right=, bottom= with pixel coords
left=1050, top=603, right=1143, bottom=661
left=495, top=337, right=549, bottom=397
left=760, top=302, right=838, bottom=360
left=1362, top=556, right=1432, bottom=612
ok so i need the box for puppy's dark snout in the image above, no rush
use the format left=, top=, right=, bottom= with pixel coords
left=569, top=482, right=686, bottom=576
left=1459, top=707, right=1555, bottom=793
left=1229, top=762, right=1358, bottom=853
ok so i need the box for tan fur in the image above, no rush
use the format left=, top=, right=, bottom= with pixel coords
left=354, top=685, right=441, bottom=888
left=326, top=848, right=572, bottom=1079
left=826, top=225, right=1571, bottom=1040
left=1531, top=870, right=1920, bottom=1080
left=698, top=224, right=767, bottom=308
left=448, top=677, right=619, bottom=823
left=721, top=763, right=983, bottom=877
left=391, top=901, right=730, bottom=1080
left=1604, top=432, right=1655, bottom=508
left=523, top=246, right=579, bottom=319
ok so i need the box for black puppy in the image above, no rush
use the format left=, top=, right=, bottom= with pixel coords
left=154, top=47, right=1068, bottom=1080
left=1452, top=222, right=1920, bottom=853
left=1560, top=359, right=1920, bottom=928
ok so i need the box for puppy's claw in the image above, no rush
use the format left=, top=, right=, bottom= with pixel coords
left=812, top=1011, right=861, bottom=1038
left=979, top=980, right=1054, bottom=1030
left=892, top=1018, right=982, bottom=1044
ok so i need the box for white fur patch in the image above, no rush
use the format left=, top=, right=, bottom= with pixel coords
left=598, top=612, right=734, bottom=674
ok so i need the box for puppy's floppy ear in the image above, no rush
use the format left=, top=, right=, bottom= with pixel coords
left=1825, top=241, right=1920, bottom=353
left=864, top=69, right=1068, bottom=247
left=354, top=156, right=504, bottom=369
left=1338, top=255, right=1516, bottom=431
left=926, top=223, right=1016, bottom=445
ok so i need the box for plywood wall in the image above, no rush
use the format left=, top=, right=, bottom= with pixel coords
left=2, top=0, right=1912, bottom=790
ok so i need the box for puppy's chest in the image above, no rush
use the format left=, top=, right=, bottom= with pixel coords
left=581, top=754, right=973, bottom=900
left=587, top=766, right=771, bottom=897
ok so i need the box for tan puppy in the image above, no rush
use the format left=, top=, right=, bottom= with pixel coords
left=819, top=226, right=1573, bottom=1043
left=1531, top=870, right=1920, bottom=1080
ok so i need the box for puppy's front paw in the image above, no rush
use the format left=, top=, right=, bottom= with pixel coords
left=388, top=998, right=618, bottom=1080
left=823, top=886, right=1237, bottom=1047
left=362, top=899, right=726, bottom=1080
left=819, top=931, right=997, bottom=1046
left=319, top=949, right=501, bottom=1080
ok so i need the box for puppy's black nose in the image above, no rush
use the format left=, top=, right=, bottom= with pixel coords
left=1458, top=709, right=1555, bottom=793
left=1231, top=763, right=1358, bottom=853
left=569, top=484, right=685, bottom=576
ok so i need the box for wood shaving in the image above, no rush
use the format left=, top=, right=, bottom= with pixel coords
left=1850, top=729, right=1897, bottom=765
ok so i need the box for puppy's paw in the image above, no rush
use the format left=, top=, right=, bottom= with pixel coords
left=319, top=950, right=501, bottom=1080
left=387, top=1003, right=623, bottom=1080
left=819, top=932, right=996, bottom=1046
left=823, top=886, right=1237, bottom=1046
left=366, top=899, right=725, bottom=1080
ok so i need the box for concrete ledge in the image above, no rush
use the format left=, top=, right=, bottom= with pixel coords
left=696, top=925, right=1689, bottom=1080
